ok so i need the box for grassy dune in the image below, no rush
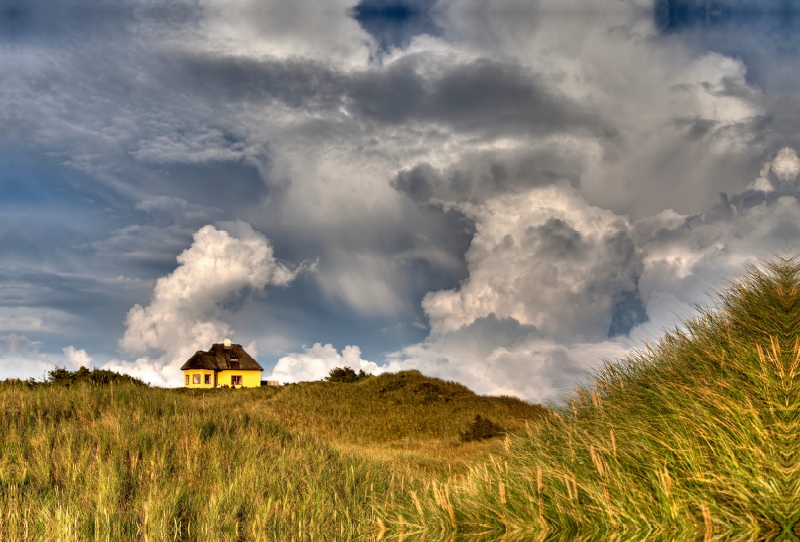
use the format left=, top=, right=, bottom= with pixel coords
left=0, top=369, right=544, bottom=540
left=388, top=258, right=800, bottom=541
left=4, top=258, right=800, bottom=541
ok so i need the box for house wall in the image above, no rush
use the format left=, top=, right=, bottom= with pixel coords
left=217, top=370, right=262, bottom=388
left=184, top=370, right=216, bottom=388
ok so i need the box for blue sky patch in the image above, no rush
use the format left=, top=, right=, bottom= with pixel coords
left=351, top=0, right=443, bottom=52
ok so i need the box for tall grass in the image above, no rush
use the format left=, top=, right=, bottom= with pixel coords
left=1, top=383, right=381, bottom=540
left=5, top=259, right=798, bottom=541
left=383, top=258, right=800, bottom=541
left=0, top=370, right=544, bottom=540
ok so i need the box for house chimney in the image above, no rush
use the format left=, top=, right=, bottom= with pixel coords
left=223, top=338, right=232, bottom=348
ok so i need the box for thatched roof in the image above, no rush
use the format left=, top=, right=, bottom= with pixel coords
left=180, top=343, right=263, bottom=371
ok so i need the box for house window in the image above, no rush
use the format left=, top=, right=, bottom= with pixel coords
left=231, top=375, right=242, bottom=386
left=193, top=374, right=201, bottom=385
left=185, top=374, right=189, bottom=385
left=204, top=374, right=211, bottom=385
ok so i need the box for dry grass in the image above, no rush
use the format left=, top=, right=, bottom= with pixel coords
left=383, top=258, right=800, bottom=541
left=0, top=370, right=545, bottom=540
left=5, top=258, right=800, bottom=541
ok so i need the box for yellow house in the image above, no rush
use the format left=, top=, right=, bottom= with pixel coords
left=181, top=338, right=263, bottom=388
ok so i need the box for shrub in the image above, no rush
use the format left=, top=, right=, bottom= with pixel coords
left=46, top=365, right=148, bottom=386
left=460, top=415, right=506, bottom=442
left=325, top=366, right=369, bottom=383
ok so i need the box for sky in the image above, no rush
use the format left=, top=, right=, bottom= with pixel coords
left=3, top=0, right=800, bottom=403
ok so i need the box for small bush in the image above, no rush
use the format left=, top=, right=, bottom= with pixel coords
left=46, top=366, right=148, bottom=386
left=460, top=415, right=506, bottom=442
left=325, top=367, right=369, bottom=383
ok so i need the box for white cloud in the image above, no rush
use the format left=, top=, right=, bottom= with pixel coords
left=637, top=195, right=800, bottom=307
left=378, top=172, right=800, bottom=403
left=6, top=0, right=798, bottom=405
left=268, top=343, right=380, bottom=383
left=199, top=0, right=373, bottom=66
left=249, top=179, right=643, bottom=400
left=770, top=147, right=800, bottom=183
left=62, top=346, right=93, bottom=368
left=425, top=181, right=639, bottom=340
left=746, top=177, right=774, bottom=193
left=103, top=221, right=311, bottom=386
left=0, top=334, right=56, bottom=381
left=100, top=356, right=182, bottom=388
left=0, top=307, right=75, bottom=333
left=745, top=161, right=776, bottom=192
left=386, top=334, right=627, bottom=405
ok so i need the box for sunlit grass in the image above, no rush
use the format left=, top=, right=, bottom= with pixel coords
left=383, top=258, right=800, bottom=541
left=4, top=258, right=800, bottom=541
left=0, top=368, right=544, bottom=540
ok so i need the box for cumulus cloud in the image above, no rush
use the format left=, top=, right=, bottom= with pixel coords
left=0, top=336, right=97, bottom=381
left=386, top=332, right=626, bottom=404
left=103, top=221, right=311, bottom=386
left=392, top=145, right=583, bottom=205
left=7, top=0, right=800, bottom=406
left=0, top=334, right=56, bottom=380
left=375, top=157, right=800, bottom=402
left=271, top=181, right=644, bottom=399
left=745, top=161, right=775, bottom=192
left=423, top=181, right=642, bottom=340
left=770, top=147, right=800, bottom=183
left=62, top=345, right=93, bottom=368
left=268, top=343, right=380, bottom=383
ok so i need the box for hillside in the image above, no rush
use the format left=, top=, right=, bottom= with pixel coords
left=255, top=370, right=546, bottom=471
left=4, top=258, right=800, bottom=541
left=387, top=258, right=800, bottom=540
left=0, top=368, right=545, bottom=540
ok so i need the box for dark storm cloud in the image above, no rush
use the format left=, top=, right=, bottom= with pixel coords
left=457, top=313, right=538, bottom=350
left=349, top=57, right=613, bottom=137
left=392, top=146, right=582, bottom=204
left=392, top=163, right=439, bottom=203
left=172, top=53, right=612, bottom=139
left=526, top=218, right=587, bottom=259
left=3, top=0, right=796, bottom=398
left=172, top=55, right=347, bottom=111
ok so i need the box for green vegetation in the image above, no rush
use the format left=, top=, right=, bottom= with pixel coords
left=325, top=366, right=371, bottom=383
left=0, top=367, right=544, bottom=540
left=4, top=258, right=800, bottom=540
left=45, top=365, right=149, bottom=386
left=388, top=258, right=800, bottom=541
